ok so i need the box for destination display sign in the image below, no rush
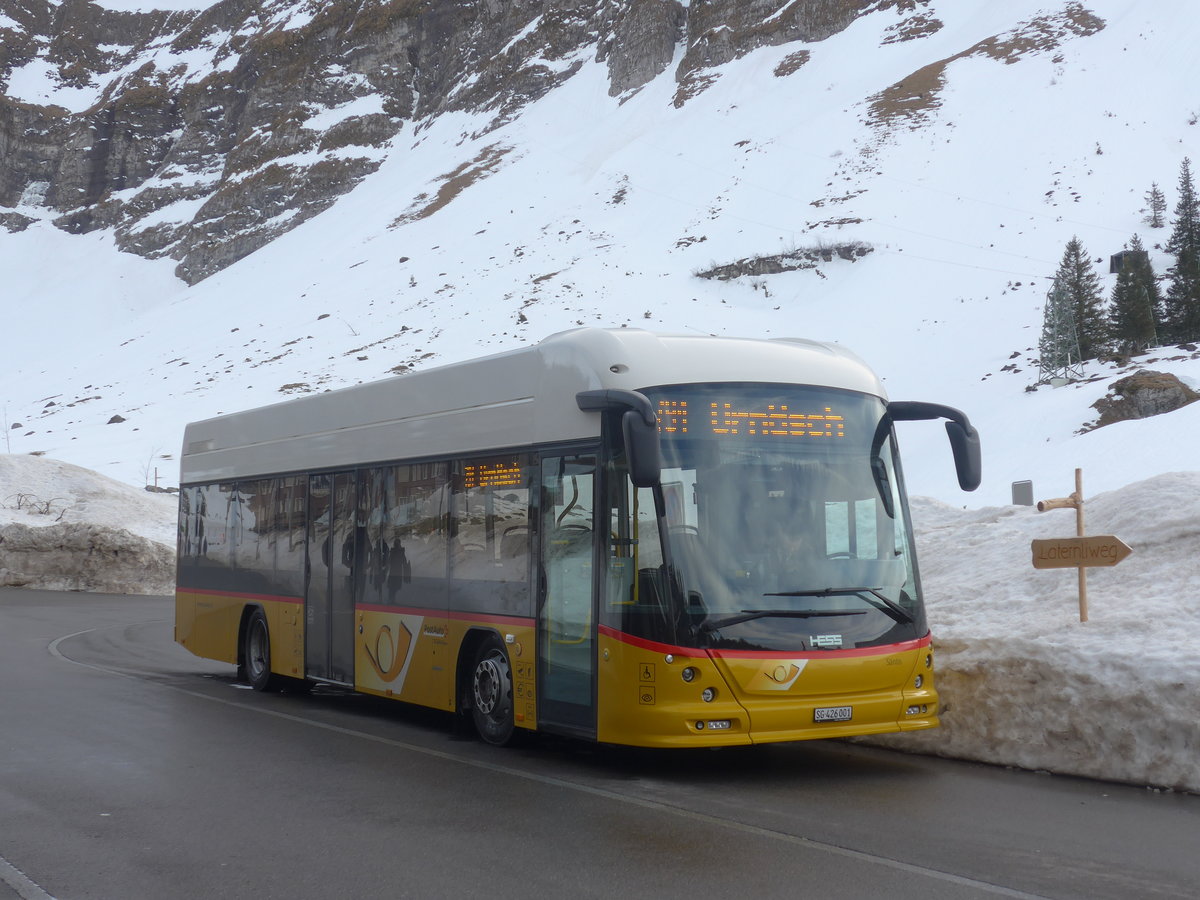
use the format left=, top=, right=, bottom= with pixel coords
left=463, top=458, right=523, bottom=490
left=1030, top=535, right=1133, bottom=570
left=656, top=398, right=846, bottom=439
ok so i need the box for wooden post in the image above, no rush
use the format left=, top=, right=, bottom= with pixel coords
left=1032, top=468, right=1132, bottom=622
left=1074, top=468, right=1087, bottom=623
left=1034, top=468, right=1091, bottom=623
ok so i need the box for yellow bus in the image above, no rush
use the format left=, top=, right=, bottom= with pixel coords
left=176, top=328, right=979, bottom=747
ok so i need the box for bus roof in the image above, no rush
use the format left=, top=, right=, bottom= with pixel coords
left=179, top=328, right=887, bottom=484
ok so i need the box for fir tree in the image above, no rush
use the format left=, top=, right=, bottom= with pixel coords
left=1144, top=182, right=1167, bottom=228
left=1107, top=234, right=1160, bottom=355
left=1051, top=236, right=1107, bottom=361
left=1164, top=158, right=1200, bottom=342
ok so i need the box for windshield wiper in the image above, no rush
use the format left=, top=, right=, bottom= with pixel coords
left=698, top=607, right=866, bottom=633
left=761, top=587, right=915, bottom=625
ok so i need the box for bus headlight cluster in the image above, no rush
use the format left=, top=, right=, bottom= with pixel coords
left=906, top=704, right=930, bottom=716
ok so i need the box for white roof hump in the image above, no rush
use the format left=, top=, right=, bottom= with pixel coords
left=180, top=328, right=886, bottom=483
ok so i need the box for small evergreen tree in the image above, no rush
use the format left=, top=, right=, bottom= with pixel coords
left=1144, top=182, right=1167, bottom=228
left=1050, top=236, right=1107, bottom=361
left=1107, top=234, right=1160, bottom=354
left=1164, top=158, right=1200, bottom=342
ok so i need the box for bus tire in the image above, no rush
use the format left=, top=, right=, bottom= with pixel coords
left=242, top=607, right=277, bottom=692
left=470, top=637, right=515, bottom=746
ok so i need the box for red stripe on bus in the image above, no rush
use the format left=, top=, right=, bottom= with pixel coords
left=709, top=634, right=931, bottom=660
left=178, top=587, right=303, bottom=605
left=599, top=624, right=931, bottom=659
left=448, top=610, right=536, bottom=627
left=354, top=603, right=534, bottom=628
left=177, top=591, right=534, bottom=629
left=598, top=625, right=683, bottom=655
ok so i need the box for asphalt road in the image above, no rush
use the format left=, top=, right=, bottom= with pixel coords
left=1, top=588, right=1196, bottom=900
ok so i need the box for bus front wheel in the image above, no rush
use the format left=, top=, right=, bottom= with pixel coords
left=243, top=608, right=276, bottom=692
left=470, top=638, right=515, bottom=746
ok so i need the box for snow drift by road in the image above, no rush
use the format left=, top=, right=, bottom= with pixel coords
left=0, top=455, right=176, bottom=593
left=0, top=521, right=174, bottom=594
left=865, top=471, right=1200, bottom=794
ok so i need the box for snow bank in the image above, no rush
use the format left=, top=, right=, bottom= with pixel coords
left=0, top=455, right=177, bottom=545
left=0, top=455, right=177, bottom=594
left=864, top=472, right=1200, bottom=793
left=0, top=522, right=174, bottom=595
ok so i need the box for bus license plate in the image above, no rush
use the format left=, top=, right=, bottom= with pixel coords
left=814, top=706, right=852, bottom=723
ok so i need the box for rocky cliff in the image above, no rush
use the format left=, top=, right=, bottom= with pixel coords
left=0, top=0, right=892, bottom=283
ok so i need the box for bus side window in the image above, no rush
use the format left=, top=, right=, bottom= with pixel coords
left=452, top=456, right=533, bottom=615
left=397, top=463, right=449, bottom=609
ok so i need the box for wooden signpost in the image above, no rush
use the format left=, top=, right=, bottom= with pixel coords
left=1031, top=468, right=1132, bottom=622
left=1030, top=535, right=1133, bottom=569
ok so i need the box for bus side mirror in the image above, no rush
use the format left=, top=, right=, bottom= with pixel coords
left=888, top=400, right=982, bottom=492
left=945, top=420, right=982, bottom=492
left=623, top=409, right=662, bottom=488
left=577, top=389, right=662, bottom=488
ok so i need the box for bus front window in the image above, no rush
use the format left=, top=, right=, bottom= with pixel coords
left=643, top=384, right=926, bottom=653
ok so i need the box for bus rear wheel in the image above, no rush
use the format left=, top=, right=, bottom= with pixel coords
left=471, top=638, right=515, bottom=746
left=243, top=608, right=276, bottom=692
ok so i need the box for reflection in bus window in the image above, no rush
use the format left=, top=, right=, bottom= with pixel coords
left=451, top=455, right=532, bottom=616
left=354, top=463, right=450, bottom=608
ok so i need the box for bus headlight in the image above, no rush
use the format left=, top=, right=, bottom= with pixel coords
left=681, top=667, right=697, bottom=683
left=914, top=674, right=924, bottom=689
left=701, top=687, right=716, bottom=703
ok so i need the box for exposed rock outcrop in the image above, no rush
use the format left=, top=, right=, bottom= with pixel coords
left=0, top=0, right=884, bottom=282
left=673, top=0, right=864, bottom=106
left=599, top=0, right=686, bottom=96
left=696, top=242, right=873, bottom=280
left=1088, top=370, right=1200, bottom=430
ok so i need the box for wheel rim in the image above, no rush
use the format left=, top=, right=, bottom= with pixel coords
left=247, top=619, right=268, bottom=681
left=473, top=650, right=511, bottom=721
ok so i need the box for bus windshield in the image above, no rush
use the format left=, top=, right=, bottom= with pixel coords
left=643, top=383, right=925, bottom=653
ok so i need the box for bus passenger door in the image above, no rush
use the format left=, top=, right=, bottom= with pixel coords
left=537, top=454, right=598, bottom=737
left=305, top=471, right=358, bottom=684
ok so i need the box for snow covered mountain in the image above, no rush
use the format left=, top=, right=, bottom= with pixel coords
left=3, top=0, right=1200, bottom=507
